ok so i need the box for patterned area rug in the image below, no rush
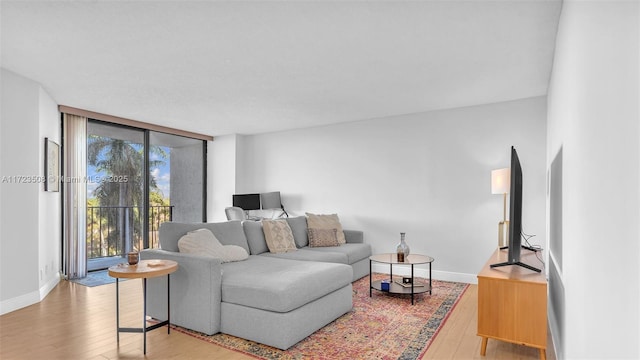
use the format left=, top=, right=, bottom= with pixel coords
left=174, top=273, right=468, bottom=360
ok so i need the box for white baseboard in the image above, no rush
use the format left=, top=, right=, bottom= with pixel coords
left=1, top=272, right=61, bottom=316
left=548, top=302, right=563, bottom=360
left=371, top=263, right=477, bottom=284
left=0, top=290, right=40, bottom=316
left=39, top=272, right=61, bottom=300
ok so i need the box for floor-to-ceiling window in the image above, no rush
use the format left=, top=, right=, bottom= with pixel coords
left=86, top=121, right=145, bottom=270
left=84, top=120, right=206, bottom=271
left=60, top=106, right=211, bottom=276
left=147, top=131, right=206, bottom=248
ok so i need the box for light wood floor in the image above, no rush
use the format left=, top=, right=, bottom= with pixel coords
left=0, top=279, right=555, bottom=359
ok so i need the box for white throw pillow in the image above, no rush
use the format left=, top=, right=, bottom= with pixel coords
left=178, top=228, right=248, bottom=262
left=222, top=245, right=250, bottom=262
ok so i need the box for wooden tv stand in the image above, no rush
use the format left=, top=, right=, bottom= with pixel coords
left=477, top=248, right=547, bottom=360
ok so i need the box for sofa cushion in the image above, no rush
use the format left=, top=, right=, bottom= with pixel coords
left=306, top=213, right=346, bottom=245
left=308, top=228, right=339, bottom=247
left=305, top=243, right=372, bottom=265
left=243, top=220, right=269, bottom=255
left=286, top=216, right=309, bottom=248
left=259, top=248, right=348, bottom=264
left=262, top=219, right=297, bottom=253
left=221, top=256, right=352, bottom=313
left=159, top=221, right=250, bottom=254
left=210, top=221, right=251, bottom=253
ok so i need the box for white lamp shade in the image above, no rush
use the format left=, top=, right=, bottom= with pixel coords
left=491, top=168, right=510, bottom=194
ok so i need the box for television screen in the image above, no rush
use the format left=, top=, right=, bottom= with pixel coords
left=508, top=145, right=523, bottom=264
left=232, top=193, right=261, bottom=210
left=491, top=146, right=541, bottom=273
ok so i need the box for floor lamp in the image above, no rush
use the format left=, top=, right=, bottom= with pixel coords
left=491, top=168, right=510, bottom=248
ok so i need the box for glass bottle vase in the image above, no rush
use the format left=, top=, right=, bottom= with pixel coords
left=396, top=232, right=410, bottom=262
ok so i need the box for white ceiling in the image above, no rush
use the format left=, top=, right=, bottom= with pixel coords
left=1, top=1, right=562, bottom=137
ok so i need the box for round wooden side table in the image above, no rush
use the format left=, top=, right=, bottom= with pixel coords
left=108, top=259, right=178, bottom=355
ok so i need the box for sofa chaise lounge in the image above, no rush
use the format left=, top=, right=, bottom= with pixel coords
left=140, top=216, right=371, bottom=350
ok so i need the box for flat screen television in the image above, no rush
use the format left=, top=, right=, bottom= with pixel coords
left=490, top=146, right=541, bottom=273
left=232, top=193, right=261, bottom=210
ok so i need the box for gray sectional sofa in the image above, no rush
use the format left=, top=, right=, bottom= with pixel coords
left=139, top=216, right=371, bottom=350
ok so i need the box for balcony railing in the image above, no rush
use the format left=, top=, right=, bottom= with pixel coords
left=87, top=205, right=173, bottom=259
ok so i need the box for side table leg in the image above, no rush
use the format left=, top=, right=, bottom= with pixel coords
left=143, top=278, right=147, bottom=354
left=116, top=278, right=120, bottom=343
left=429, top=262, right=432, bottom=295
left=411, top=264, right=415, bottom=305
left=369, top=260, right=372, bottom=297
left=167, top=274, right=171, bottom=334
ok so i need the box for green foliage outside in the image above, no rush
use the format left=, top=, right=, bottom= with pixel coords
left=86, top=135, right=170, bottom=258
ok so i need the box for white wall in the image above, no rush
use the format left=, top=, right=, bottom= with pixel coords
left=547, top=1, right=639, bottom=359
left=208, top=134, right=240, bottom=222
left=237, top=97, right=547, bottom=282
left=1, top=69, right=40, bottom=311
left=1, top=68, right=60, bottom=314
left=38, top=87, right=61, bottom=296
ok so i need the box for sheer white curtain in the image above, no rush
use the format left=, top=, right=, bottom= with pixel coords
left=62, top=113, right=87, bottom=279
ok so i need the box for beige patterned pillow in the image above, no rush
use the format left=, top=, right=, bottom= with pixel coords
left=262, top=219, right=297, bottom=253
left=308, top=228, right=339, bottom=247
left=306, top=213, right=346, bottom=245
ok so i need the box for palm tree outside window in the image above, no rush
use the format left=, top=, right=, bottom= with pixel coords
left=85, top=120, right=205, bottom=271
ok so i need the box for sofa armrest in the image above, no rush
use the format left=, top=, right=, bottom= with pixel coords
left=344, top=229, right=364, bottom=244
left=140, top=249, right=223, bottom=335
